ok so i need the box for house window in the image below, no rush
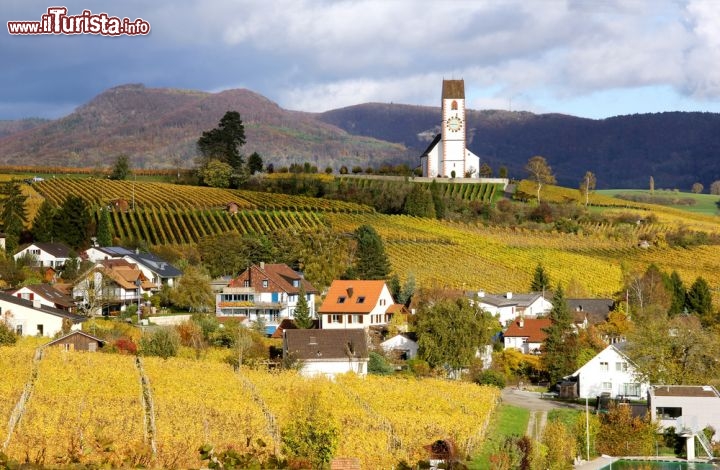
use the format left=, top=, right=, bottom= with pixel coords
left=615, top=362, right=628, bottom=372
left=289, top=295, right=297, bottom=303
left=262, top=280, right=268, bottom=288
left=522, top=338, right=529, bottom=344
left=243, top=280, right=250, bottom=287
left=451, top=100, right=458, bottom=110
left=347, top=315, right=353, bottom=324
left=354, top=315, right=363, bottom=324
left=331, top=314, right=342, bottom=324
left=36, top=324, right=43, bottom=336
left=62, top=343, right=72, bottom=351
left=623, top=383, right=641, bottom=396
left=601, top=382, right=612, bottom=390
left=599, top=361, right=609, bottom=371
left=356, top=296, right=365, bottom=304
left=293, top=280, right=299, bottom=287
left=380, top=299, right=386, bottom=306
left=656, top=407, right=682, bottom=420
left=337, top=296, right=346, bottom=304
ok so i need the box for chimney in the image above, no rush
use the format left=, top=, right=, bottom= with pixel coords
left=260, top=261, right=265, bottom=270
left=506, top=292, right=512, bottom=299
left=347, top=286, right=354, bottom=298
left=519, top=312, right=524, bottom=328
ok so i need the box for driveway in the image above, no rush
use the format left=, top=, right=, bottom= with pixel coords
left=500, top=387, right=584, bottom=412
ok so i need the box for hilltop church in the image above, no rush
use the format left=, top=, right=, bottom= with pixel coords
left=420, top=79, right=481, bottom=178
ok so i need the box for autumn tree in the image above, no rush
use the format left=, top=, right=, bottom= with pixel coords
left=710, top=180, right=720, bottom=195
left=626, top=314, right=720, bottom=384
left=649, top=176, right=655, bottom=194
left=172, top=265, right=214, bottom=313
left=525, top=155, right=556, bottom=203
left=622, top=263, right=670, bottom=320
left=541, top=420, right=575, bottom=469
left=1, top=181, right=28, bottom=253
left=416, top=294, right=497, bottom=378
left=542, top=285, right=578, bottom=385
left=403, top=184, right=436, bottom=218
left=479, top=162, right=493, bottom=178
left=579, top=171, right=597, bottom=207
left=691, top=182, right=704, bottom=194
left=200, top=159, right=233, bottom=188
left=596, top=404, right=656, bottom=457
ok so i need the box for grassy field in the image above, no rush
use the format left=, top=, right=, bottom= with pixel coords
left=471, top=404, right=530, bottom=468
left=597, top=189, right=720, bottom=216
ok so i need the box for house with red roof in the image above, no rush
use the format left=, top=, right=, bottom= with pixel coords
left=318, top=280, right=398, bottom=330
left=503, top=316, right=551, bottom=354
left=216, top=263, right=317, bottom=334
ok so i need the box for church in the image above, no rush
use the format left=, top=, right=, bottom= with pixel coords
left=420, top=79, right=481, bottom=178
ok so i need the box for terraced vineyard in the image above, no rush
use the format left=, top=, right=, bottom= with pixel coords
left=1, top=343, right=500, bottom=468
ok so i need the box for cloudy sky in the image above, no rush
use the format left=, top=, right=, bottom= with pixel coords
left=3, top=0, right=720, bottom=121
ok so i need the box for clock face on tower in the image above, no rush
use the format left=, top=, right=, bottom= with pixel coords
left=446, top=116, right=463, bottom=132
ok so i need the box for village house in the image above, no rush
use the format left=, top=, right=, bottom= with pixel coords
left=45, top=330, right=104, bottom=352
left=566, top=342, right=648, bottom=399
left=83, top=246, right=181, bottom=288
left=471, top=291, right=552, bottom=326
left=567, top=298, right=615, bottom=329
left=216, top=263, right=317, bottom=334
left=283, top=328, right=369, bottom=378
left=319, top=280, right=399, bottom=330
left=10, top=284, right=76, bottom=312
left=0, top=292, right=85, bottom=337
left=503, top=316, right=551, bottom=354
left=73, top=259, right=156, bottom=315
left=14, top=242, right=73, bottom=269
left=381, top=332, right=419, bottom=360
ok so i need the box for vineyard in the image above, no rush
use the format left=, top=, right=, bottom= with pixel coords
left=20, top=177, right=720, bottom=296
left=0, top=341, right=500, bottom=468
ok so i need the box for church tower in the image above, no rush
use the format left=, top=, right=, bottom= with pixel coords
left=441, top=79, right=467, bottom=177
left=420, top=79, right=479, bottom=178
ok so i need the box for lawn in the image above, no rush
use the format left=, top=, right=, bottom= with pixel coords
left=597, top=189, right=720, bottom=216
left=470, top=404, right=530, bottom=468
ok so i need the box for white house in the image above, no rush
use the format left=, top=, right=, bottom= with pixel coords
left=14, top=242, right=72, bottom=268
left=381, top=332, right=418, bottom=360
left=503, top=317, right=551, bottom=354
left=73, top=259, right=156, bottom=315
left=216, top=263, right=318, bottom=334
left=473, top=291, right=552, bottom=326
left=10, top=284, right=76, bottom=312
left=83, top=246, right=181, bottom=288
left=568, top=342, right=649, bottom=399
left=284, top=329, right=368, bottom=378
left=319, top=280, right=399, bottom=330
left=0, top=292, right=85, bottom=337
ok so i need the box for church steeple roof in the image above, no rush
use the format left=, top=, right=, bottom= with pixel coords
left=442, top=79, right=465, bottom=99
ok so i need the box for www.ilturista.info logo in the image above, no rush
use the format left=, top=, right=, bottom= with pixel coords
left=7, top=7, right=150, bottom=36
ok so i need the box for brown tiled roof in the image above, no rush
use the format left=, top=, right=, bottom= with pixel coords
left=652, top=385, right=720, bottom=398
left=319, top=280, right=387, bottom=314
left=442, top=79, right=465, bottom=99
left=284, top=329, right=368, bottom=361
left=20, top=284, right=75, bottom=309
left=228, top=263, right=317, bottom=294
left=96, top=260, right=156, bottom=290
left=503, top=317, right=552, bottom=343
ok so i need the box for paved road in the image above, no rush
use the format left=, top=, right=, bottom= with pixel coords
left=500, top=387, right=585, bottom=412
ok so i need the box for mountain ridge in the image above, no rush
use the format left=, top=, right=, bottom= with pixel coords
left=1, top=84, right=719, bottom=190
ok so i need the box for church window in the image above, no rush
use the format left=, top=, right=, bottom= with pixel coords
left=451, top=100, right=458, bottom=110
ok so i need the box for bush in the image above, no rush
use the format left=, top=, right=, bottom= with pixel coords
left=0, top=322, right=17, bottom=345
left=368, top=351, right=395, bottom=375
left=407, top=358, right=431, bottom=377
left=473, top=369, right=506, bottom=389
left=140, top=327, right=179, bottom=359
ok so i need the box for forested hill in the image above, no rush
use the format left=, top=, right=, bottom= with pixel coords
left=1, top=83, right=720, bottom=190
left=319, top=104, right=720, bottom=190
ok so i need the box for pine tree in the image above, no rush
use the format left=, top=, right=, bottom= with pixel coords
left=109, top=154, right=131, bottom=180
left=31, top=200, right=56, bottom=243
left=1, top=181, right=28, bottom=253
left=293, top=285, right=314, bottom=329
left=353, top=225, right=390, bottom=280
left=686, top=277, right=715, bottom=326
left=96, top=209, right=113, bottom=247
left=542, top=285, right=577, bottom=385
left=530, top=263, right=551, bottom=293
left=53, top=195, right=91, bottom=250
left=665, top=270, right=686, bottom=317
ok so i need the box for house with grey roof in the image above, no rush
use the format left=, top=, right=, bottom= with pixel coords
left=0, top=292, right=85, bottom=337
left=83, top=246, right=181, bottom=289
left=14, top=242, right=73, bottom=268
left=10, top=284, right=76, bottom=312
left=283, top=329, right=368, bottom=378
left=568, top=298, right=615, bottom=328
left=471, top=291, right=552, bottom=326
